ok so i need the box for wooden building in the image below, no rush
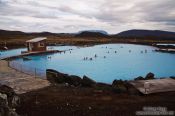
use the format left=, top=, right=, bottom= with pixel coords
left=26, top=37, right=47, bottom=52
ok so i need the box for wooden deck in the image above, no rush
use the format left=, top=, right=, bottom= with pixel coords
left=155, top=49, right=175, bottom=53
left=1, top=50, right=61, bottom=60
left=129, top=78, right=175, bottom=94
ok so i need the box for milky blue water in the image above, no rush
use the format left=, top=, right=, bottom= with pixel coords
left=1, top=44, right=175, bottom=83
left=0, top=48, right=27, bottom=59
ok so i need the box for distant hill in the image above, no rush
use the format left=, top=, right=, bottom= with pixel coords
left=0, top=29, right=60, bottom=36
left=114, top=29, right=175, bottom=40
left=0, top=29, right=75, bottom=38
left=78, top=30, right=108, bottom=35
left=75, top=31, right=108, bottom=37
left=0, top=29, right=26, bottom=35
left=1, top=29, right=175, bottom=40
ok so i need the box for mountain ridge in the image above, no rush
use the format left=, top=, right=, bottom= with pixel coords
left=0, top=29, right=175, bottom=40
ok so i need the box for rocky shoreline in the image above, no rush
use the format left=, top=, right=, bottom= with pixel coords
left=0, top=85, right=20, bottom=116
left=16, top=78, right=175, bottom=116
left=0, top=69, right=175, bottom=116
left=46, top=69, right=167, bottom=95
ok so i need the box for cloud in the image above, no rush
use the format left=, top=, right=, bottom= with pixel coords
left=0, top=0, right=175, bottom=33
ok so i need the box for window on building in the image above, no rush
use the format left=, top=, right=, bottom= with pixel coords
left=39, top=42, right=45, bottom=47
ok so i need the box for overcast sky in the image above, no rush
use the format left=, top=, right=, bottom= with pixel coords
left=0, top=0, right=175, bottom=34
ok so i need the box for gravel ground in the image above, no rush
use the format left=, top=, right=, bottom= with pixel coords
left=17, top=85, right=175, bottom=116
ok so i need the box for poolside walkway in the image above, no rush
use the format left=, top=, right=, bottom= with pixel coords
left=0, top=60, right=50, bottom=94
left=129, top=78, right=175, bottom=94
left=0, top=50, right=60, bottom=60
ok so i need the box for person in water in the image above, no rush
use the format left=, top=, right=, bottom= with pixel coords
left=145, top=50, right=147, bottom=53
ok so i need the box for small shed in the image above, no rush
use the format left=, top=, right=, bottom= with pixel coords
left=26, top=37, right=47, bottom=52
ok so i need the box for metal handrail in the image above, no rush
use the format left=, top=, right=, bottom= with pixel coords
left=8, top=60, right=46, bottom=79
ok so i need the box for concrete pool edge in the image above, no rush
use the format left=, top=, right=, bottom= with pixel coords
left=0, top=60, right=50, bottom=94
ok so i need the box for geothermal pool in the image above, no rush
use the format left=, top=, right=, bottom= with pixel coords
left=1, top=44, right=175, bottom=83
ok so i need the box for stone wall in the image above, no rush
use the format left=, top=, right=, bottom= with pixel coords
left=46, top=69, right=141, bottom=95
left=0, top=85, right=20, bottom=116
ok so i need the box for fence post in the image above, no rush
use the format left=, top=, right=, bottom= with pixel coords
left=21, top=63, right=22, bottom=72
left=7, top=60, right=9, bottom=67
left=35, top=68, right=36, bottom=78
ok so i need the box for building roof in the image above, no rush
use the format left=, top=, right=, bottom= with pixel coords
left=26, top=37, right=47, bottom=43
